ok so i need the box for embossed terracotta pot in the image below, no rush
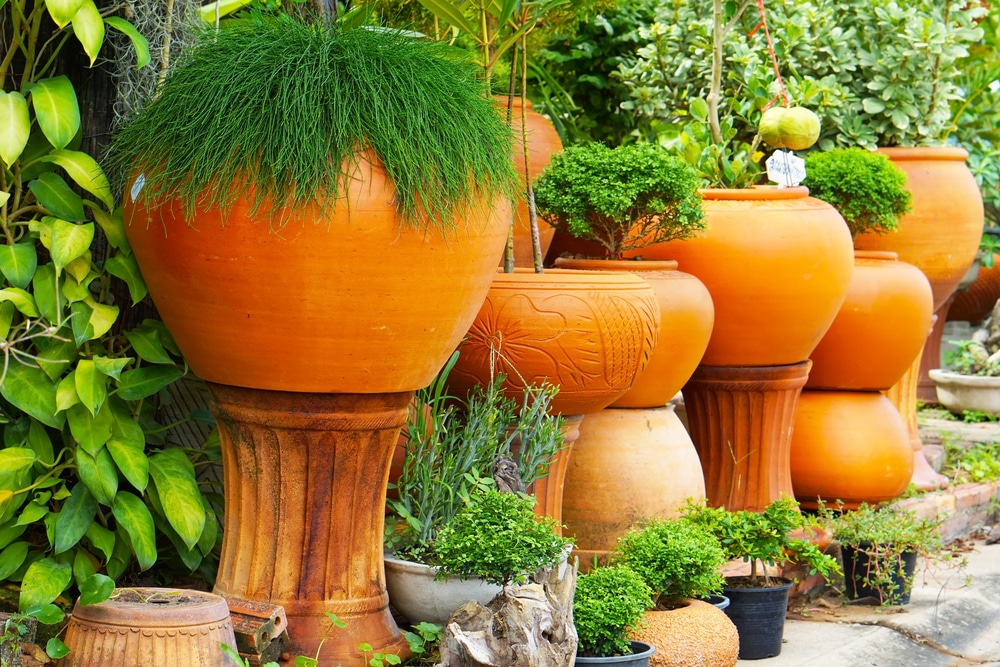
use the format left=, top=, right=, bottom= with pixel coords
left=807, top=251, right=934, bottom=391
left=123, top=153, right=509, bottom=394
left=633, top=187, right=855, bottom=367
left=790, top=391, right=913, bottom=509
left=629, top=601, right=739, bottom=667
left=950, top=253, right=1000, bottom=323
left=500, top=97, right=562, bottom=268
left=59, top=588, right=237, bottom=667
left=448, top=269, right=660, bottom=416
left=554, top=258, right=714, bottom=408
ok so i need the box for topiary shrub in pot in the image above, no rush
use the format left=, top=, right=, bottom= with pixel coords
left=682, top=497, right=840, bottom=660
left=573, top=565, right=656, bottom=666
left=610, top=518, right=739, bottom=667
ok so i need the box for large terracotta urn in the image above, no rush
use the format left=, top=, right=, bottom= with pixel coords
left=854, top=147, right=984, bottom=490
left=950, top=253, right=1000, bottom=323
left=448, top=268, right=660, bottom=525
left=634, top=187, right=855, bottom=511
left=123, top=155, right=509, bottom=665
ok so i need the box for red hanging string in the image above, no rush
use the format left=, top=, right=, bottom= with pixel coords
left=748, top=0, right=788, bottom=110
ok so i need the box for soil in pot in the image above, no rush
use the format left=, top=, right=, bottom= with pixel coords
left=841, top=544, right=918, bottom=605
left=722, top=577, right=793, bottom=660
left=575, top=640, right=656, bottom=666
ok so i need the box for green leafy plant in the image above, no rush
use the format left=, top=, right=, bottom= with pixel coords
left=610, top=517, right=726, bottom=609
left=945, top=339, right=1000, bottom=376
left=1, top=0, right=219, bottom=651
left=682, top=496, right=839, bottom=588
left=945, top=441, right=1000, bottom=483
left=962, top=409, right=998, bottom=424
left=385, top=353, right=566, bottom=564
left=432, top=488, right=572, bottom=588
left=108, top=13, right=517, bottom=231
left=533, top=143, right=704, bottom=259
left=573, top=565, right=651, bottom=658
left=819, top=501, right=945, bottom=605
left=803, top=147, right=913, bottom=239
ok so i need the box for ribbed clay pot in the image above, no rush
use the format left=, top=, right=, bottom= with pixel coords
left=633, top=186, right=854, bottom=367
left=950, top=253, right=1000, bottom=323
left=561, top=405, right=705, bottom=568
left=502, top=97, right=561, bottom=268
left=807, top=251, right=933, bottom=391
left=629, top=601, right=739, bottom=667
left=59, top=588, right=236, bottom=667
left=790, top=391, right=913, bottom=509
left=554, top=258, right=714, bottom=408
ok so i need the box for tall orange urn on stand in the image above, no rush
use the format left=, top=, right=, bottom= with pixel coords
left=635, top=187, right=855, bottom=511
left=447, top=269, right=660, bottom=529
left=854, top=147, right=984, bottom=490
left=790, top=252, right=934, bottom=508
left=554, top=259, right=713, bottom=567
left=123, top=158, right=510, bottom=666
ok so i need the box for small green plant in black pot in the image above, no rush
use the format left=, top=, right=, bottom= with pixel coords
left=533, top=142, right=704, bottom=259
left=573, top=565, right=656, bottom=665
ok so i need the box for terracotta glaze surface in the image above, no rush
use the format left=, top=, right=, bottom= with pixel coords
left=682, top=362, right=811, bottom=512
left=629, top=602, right=739, bottom=667
left=209, top=385, right=412, bottom=666
left=807, top=251, right=933, bottom=391
left=60, top=588, right=237, bottom=667
left=122, top=153, right=509, bottom=393
left=791, top=391, right=913, bottom=509
left=634, top=187, right=854, bottom=366
left=449, top=269, right=660, bottom=416
left=950, top=254, right=1000, bottom=323
left=555, top=258, right=714, bottom=408
left=562, top=405, right=705, bottom=568
left=855, top=147, right=984, bottom=311
left=530, top=414, right=583, bottom=529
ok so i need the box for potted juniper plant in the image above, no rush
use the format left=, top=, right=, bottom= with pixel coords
left=384, top=352, right=567, bottom=625
left=573, top=565, right=656, bottom=666
left=608, top=518, right=740, bottom=667
left=683, top=497, right=839, bottom=660
left=107, top=12, right=519, bottom=665
left=819, top=502, right=946, bottom=605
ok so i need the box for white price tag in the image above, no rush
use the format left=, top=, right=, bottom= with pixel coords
left=766, top=150, right=806, bottom=187
left=130, top=173, right=146, bottom=202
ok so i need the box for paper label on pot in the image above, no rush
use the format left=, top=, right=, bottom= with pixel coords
left=766, top=150, right=806, bottom=187
left=131, top=173, right=146, bottom=202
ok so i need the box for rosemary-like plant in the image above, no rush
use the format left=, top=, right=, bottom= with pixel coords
left=108, top=13, right=518, bottom=229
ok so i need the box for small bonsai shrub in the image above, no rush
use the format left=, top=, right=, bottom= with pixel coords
left=804, top=147, right=912, bottom=239
left=820, top=502, right=945, bottom=605
left=611, top=518, right=726, bottom=608
left=574, top=565, right=652, bottom=658
left=682, top=496, right=840, bottom=588
left=533, top=142, right=704, bottom=259
left=432, top=489, right=573, bottom=588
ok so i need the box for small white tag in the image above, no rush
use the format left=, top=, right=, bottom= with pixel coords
left=766, top=150, right=806, bottom=187
left=130, top=173, right=146, bottom=202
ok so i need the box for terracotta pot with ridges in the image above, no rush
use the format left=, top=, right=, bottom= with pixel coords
left=950, top=253, right=1000, bottom=323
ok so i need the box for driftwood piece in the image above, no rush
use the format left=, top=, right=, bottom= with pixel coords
left=435, top=558, right=577, bottom=667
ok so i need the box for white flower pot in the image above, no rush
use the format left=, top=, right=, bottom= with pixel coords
left=929, top=369, right=1000, bottom=416
left=383, top=555, right=502, bottom=626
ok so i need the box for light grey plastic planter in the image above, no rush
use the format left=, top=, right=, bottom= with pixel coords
left=929, top=369, right=1000, bottom=416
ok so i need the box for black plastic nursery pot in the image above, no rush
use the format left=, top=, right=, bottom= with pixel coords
left=723, top=577, right=793, bottom=660
left=841, top=543, right=918, bottom=604
left=575, top=640, right=656, bottom=666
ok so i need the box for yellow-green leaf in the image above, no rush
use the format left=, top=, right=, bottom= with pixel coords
left=0, top=243, right=38, bottom=289
left=54, top=483, right=97, bottom=554
left=19, top=558, right=72, bottom=613
left=28, top=77, right=80, bottom=149
left=88, top=302, right=118, bottom=340
left=70, top=1, right=105, bottom=66
left=104, top=17, right=150, bottom=68
left=0, top=448, right=36, bottom=476
left=44, top=0, right=86, bottom=27
left=0, top=91, right=30, bottom=166
left=112, top=492, right=156, bottom=570
left=56, top=372, right=81, bottom=412
left=76, top=446, right=117, bottom=506
left=67, top=403, right=112, bottom=456
left=0, top=365, right=63, bottom=428
left=87, top=204, right=130, bottom=251
left=28, top=172, right=86, bottom=221
left=74, top=359, right=106, bottom=415
left=47, top=218, right=94, bottom=271
left=0, top=302, right=13, bottom=340
left=104, top=254, right=147, bottom=304
left=149, top=450, right=204, bottom=550
left=65, top=254, right=92, bottom=283
left=107, top=438, right=147, bottom=493
left=0, top=288, right=39, bottom=317
left=41, top=149, right=112, bottom=209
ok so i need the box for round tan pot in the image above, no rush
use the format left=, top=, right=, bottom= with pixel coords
left=59, top=588, right=236, bottom=667
left=629, top=601, right=738, bottom=667
left=554, top=258, right=714, bottom=408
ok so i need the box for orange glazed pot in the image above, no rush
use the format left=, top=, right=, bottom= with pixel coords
left=122, top=155, right=509, bottom=393
left=790, top=391, right=913, bottom=509
left=554, top=258, right=714, bottom=408
left=448, top=269, right=659, bottom=416
left=950, top=253, right=1000, bottom=323
left=502, top=97, right=561, bottom=268
left=807, top=251, right=934, bottom=391
left=855, top=147, right=984, bottom=312
left=633, top=187, right=854, bottom=367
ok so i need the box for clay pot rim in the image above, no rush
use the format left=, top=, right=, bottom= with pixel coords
left=854, top=250, right=899, bottom=262
left=929, top=369, right=1000, bottom=386
left=554, top=257, right=680, bottom=272
left=877, top=146, right=969, bottom=162
left=698, top=185, right=809, bottom=201
left=70, top=587, right=231, bottom=626
left=722, top=575, right=794, bottom=591
left=489, top=267, right=654, bottom=288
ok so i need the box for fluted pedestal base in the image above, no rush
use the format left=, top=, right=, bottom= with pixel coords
left=530, top=415, right=583, bottom=532
left=208, top=384, right=411, bottom=667
left=682, top=363, right=811, bottom=512
left=884, top=353, right=949, bottom=491
left=917, top=300, right=954, bottom=403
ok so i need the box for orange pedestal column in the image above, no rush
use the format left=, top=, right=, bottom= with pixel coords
left=209, top=385, right=411, bottom=667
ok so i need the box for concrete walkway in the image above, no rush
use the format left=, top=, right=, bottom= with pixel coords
left=744, top=538, right=1000, bottom=666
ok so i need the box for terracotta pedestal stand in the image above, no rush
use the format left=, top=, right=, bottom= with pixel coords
left=884, top=351, right=948, bottom=491
left=530, top=414, right=583, bottom=530
left=209, top=385, right=412, bottom=665
left=681, top=362, right=811, bottom=512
